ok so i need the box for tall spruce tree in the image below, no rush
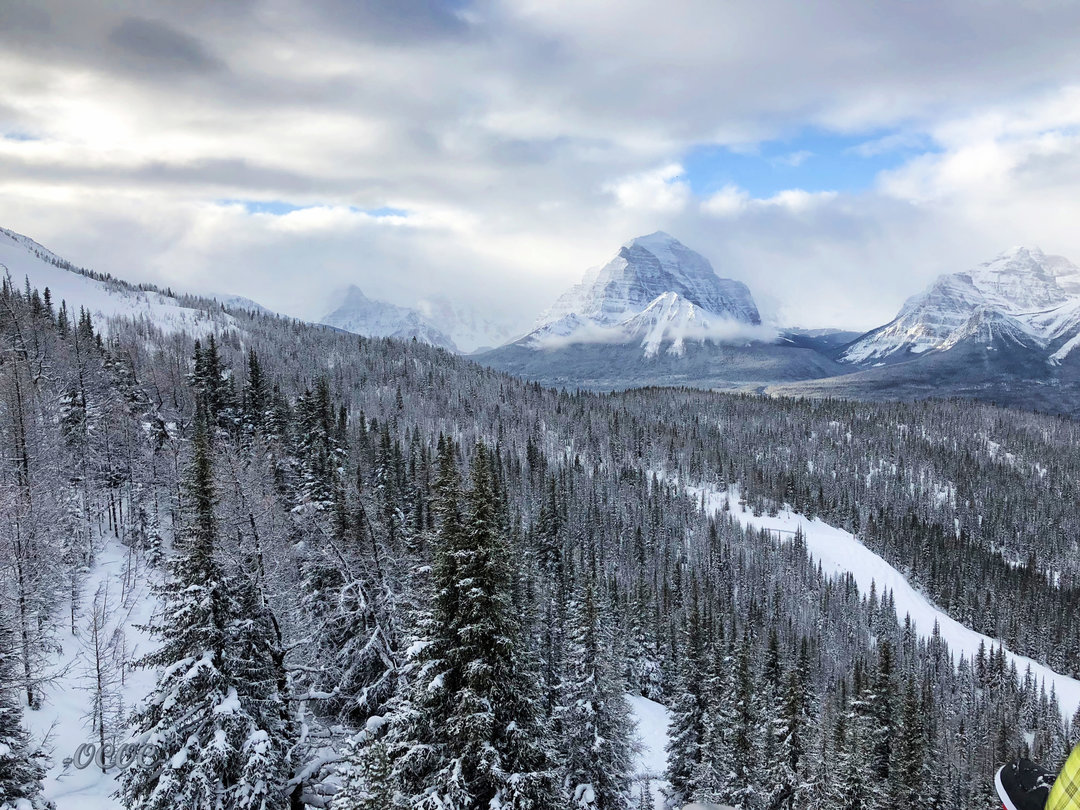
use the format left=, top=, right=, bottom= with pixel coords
left=120, top=404, right=291, bottom=810
left=557, top=564, right=635, bottom=810
left=664, top=580, right=706, bottom=805
left=383, top=443, right=562, bottom=809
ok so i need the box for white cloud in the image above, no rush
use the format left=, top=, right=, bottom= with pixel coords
left=701, top=186, right=837, bottom=217
left=605, top=164, right=690, bottom=214
left=4, top=1, right=1080, bottom=336
left=774, top=149, right=812, bottom=167
left=700, top=184, right=750, bottom=217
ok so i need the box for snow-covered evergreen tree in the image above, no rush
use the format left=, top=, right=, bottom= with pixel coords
left=697, top=625, right=734, bottom=803
left=383, top=443, right=562, bottom=809
left=664, top=581, right=706, bottom=805
left=120, top=405, right=292, bottom=810
left=557, top=566, right=635, bottom=810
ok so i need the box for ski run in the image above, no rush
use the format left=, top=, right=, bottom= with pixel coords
left=672, top=477, right=1080, bottom=719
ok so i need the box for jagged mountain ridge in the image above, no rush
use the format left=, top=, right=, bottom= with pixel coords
left=478, top=231, right=853, bottom=389
left=541, top=230, right=761, bottom=327
left=841, top=246, right=1080, bottom=365
left=10, top=221, right=1080, bottom=413
left=768, top=250, right=1080, bottom=414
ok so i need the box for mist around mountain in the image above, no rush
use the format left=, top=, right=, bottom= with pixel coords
left=475, top=236, right=1080, bottom=415
left=522, top=231, right=770, bottom=353
left=320, top=284, right=459, bottom=352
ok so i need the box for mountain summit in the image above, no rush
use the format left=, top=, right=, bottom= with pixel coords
left=524, top=232, right=762, bottom=356
left=540, top=231, right=761, bottom=329
left=320, top=285, right=458, bottom=352
left=476, top=233, right=851, bottom=390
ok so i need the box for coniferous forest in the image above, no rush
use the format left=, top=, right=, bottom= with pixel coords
left=4, top=273, right=1080, bottom=810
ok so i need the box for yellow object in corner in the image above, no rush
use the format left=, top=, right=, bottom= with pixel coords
left=1048, top=745, right=1080, bottom=810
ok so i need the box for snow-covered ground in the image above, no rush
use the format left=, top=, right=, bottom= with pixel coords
left=627, top=694, right=671, bottom=810
left=23, top=539, right=160, bottom=809
left=679, top=480, right=1080, bottom=719
left=0, top=227, right=231, bottom=337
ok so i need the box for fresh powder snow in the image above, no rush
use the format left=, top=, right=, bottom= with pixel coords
left=0, top=227, right=233, bottom=338
left=22, top=539, right=160, bottom=810
left=626, top=694, right=670, bottom=810
left=682, top=480, right=1080, bottom=719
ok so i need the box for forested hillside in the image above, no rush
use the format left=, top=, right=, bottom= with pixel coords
left=2, top=270, right=1080, bottom=810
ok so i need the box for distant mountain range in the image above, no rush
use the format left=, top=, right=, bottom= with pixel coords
left=477, top=234, right=1080, bottom=414
left=318, top=286, right=518, bottom=354
left=768, top=247, right=1080, bottom=412
left=6, top=223, right=1080, bottom=414
left=840, top=246, right=1080, bottom=365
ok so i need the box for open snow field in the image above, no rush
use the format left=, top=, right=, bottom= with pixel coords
left=0, top=228, right=231, bottom=338
left=679, top=480, right=1080, bottom=719
left=627, top=693, right=671, bottom=810
left=23, top=540, right=160, bottom=809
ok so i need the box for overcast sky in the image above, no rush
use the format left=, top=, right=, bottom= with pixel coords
left=4, top=0, right=1080, bottom=332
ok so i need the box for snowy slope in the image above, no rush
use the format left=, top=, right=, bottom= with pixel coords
left=0, top=227, right=233, bottom=337
left=842, top=246, right=1080, bottom=365
left=23, top=539, right=160, bottom=810
left=627, top=694, right=670, bottom=810
left=210, top=293, right=273, bottom=315
left=668, top=478, right=1080, bottom=719
left=520, top=232, right=766, bottom=354
left=320, top=285, right=458, bottom=352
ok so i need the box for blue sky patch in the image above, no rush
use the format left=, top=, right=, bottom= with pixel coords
left=682, top=129, right=934, bottom=198
left=236, top=200, right=304, bottom=215
left=223, top=200, right=409, bottom=218
left=365, top=206, right=409, bottom=218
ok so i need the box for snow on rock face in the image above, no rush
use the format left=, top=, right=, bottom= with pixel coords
left=623, top=292, right=767, bottom=357
left=525, top=232, right=766, bottom=354
left=542, top=232, right=760, bottom=327
left=320, top=285, right=458, bottom=352
left=842, top=246, right=1080, bottom=364
left=0, top=227, right=233, bottom=337
left=936, top=307, right=1045, bottom=353
left=967, top=246, right=1080, bottom=310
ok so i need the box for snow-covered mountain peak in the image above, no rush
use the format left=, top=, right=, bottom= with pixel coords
left=843, top=246, right=1080, bottom=365
left=963, top=245, right=1079, bottom=312
left=527, top=232, right=763, bottom=356
left=937, top=306, right=1044, bottom=353
left=320, top=285, right=458, bottom=352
